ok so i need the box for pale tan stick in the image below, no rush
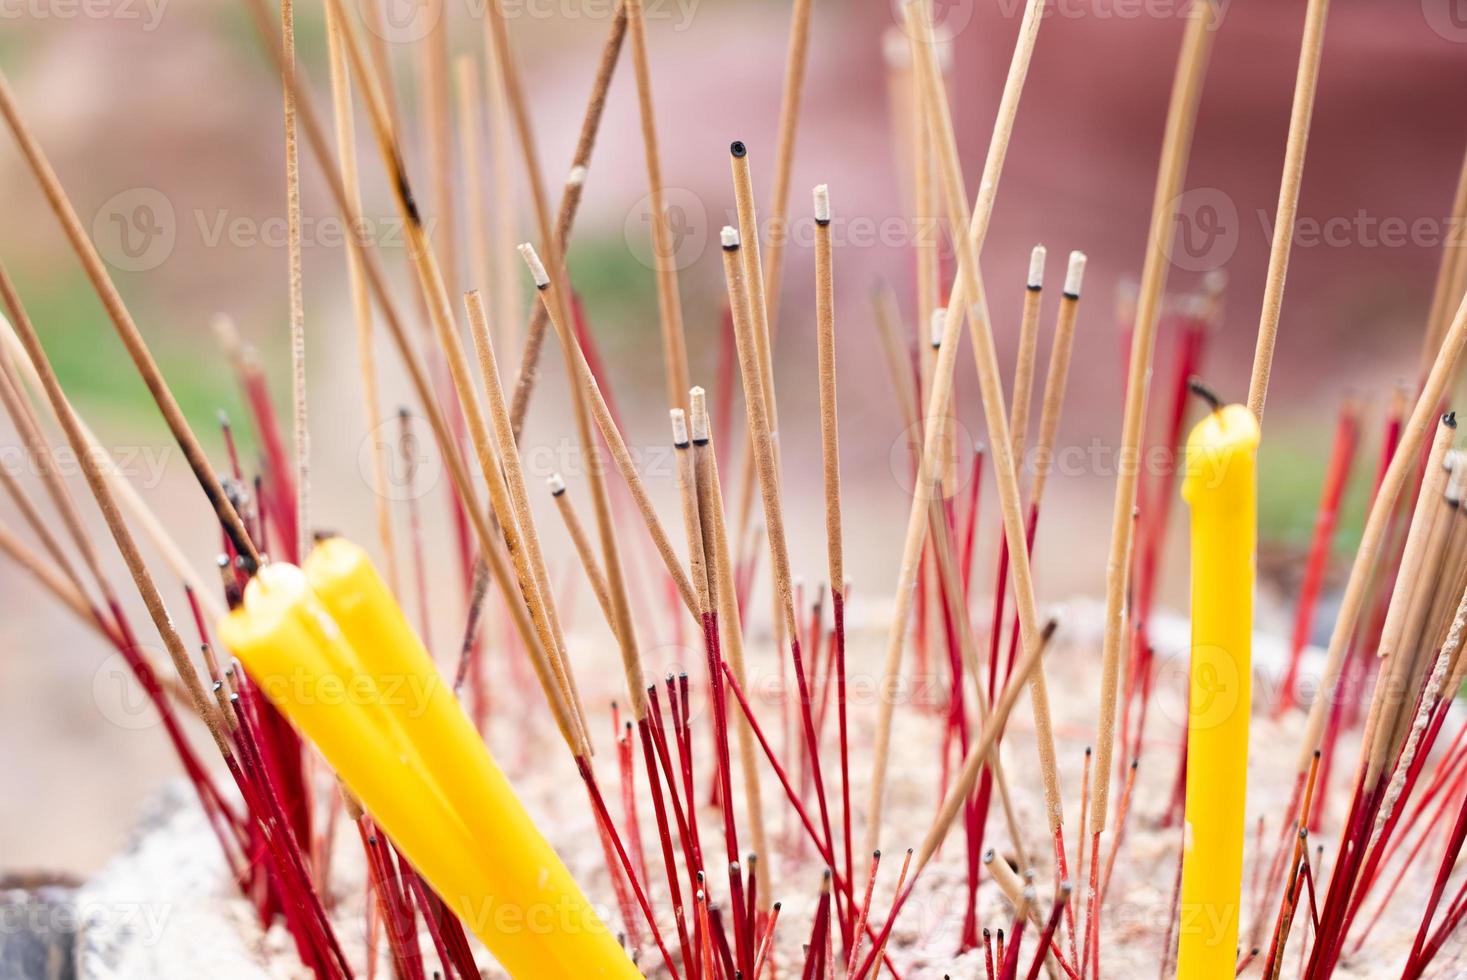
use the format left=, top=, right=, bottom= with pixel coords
left=0, top=319, right=223, bottom=623
left=457, top=55, right=493, bottom=307
left=0, top=261, right=230, bottom=752
left=236, top=0, right=578, bottom=754
left=624, top=0, right=690, bottom=410
left=926, top=490, right=1029, bottom=873
left=0, top=440, right=87, bottom=604
left=326, top=0, right=398, bottom=595
left=871, top=282, right=922, bottom=432
left=1011, top=245, right=1046, bottom=460
left=864, top=0, right=1051, bottom=862
left=483, top=37, right=520, bottom=360
left=419, top=4, right=456, bottom=305
left=519, top=244, right=699, bottom=618
left=813, top=185, right=844, bottom=598
left=280, top=0, right=308, bottom=562
left=985, top=850, right=1049, bottom=934
left=548, top=473, right=615, bottom=630
left=1298, top=292, right=1467, bottom=778
left=0, top=73, right=258, bottom=567
left=465, top=289, right=593, bottom=743
left=1246, top=0, right=1331, bottom=422
left=718, top=228, right=798, bottom=638
left=0, top=517, right=99, bottom=633
left=670, top=408, right=710, bottom=613
left=472, top=3, right=647, bottom=689
left=1419, top=142, right=1467, bottom=379
left=320, top=0, right=606, bottom=741
left=1027, top=252, right=1087, bottom=505
left=502, top=2, right=628, bottom=437
left=1366, top=417, right=1455, bottom=784
left=690, top=387, right=772, bottom=906
left=1090, top=1, right=1216, bottom=832
left=757, top=0, right=814, bottom=335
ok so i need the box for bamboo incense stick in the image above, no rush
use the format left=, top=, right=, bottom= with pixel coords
left=278, top=0, right=308, bottom=563
left=1012, top=245, right=1046, bottom=460
left=756, top=0, right=813, bottom=334
left=519, top=242, right=699, bottom=622
left=549, top=473, right=616, bottom=630
left=1246, top=0, right=1331, bottom=422
left=625, top=0, right=691, bottom=410
left=864, top=0, right=1047, bottom=863
left=0, top=260, right=231, bottom=755
left=1027, top=252, right=1087, bottom=506
left=1418, top=140, right=1467, bottom=381
left=1090, top=0, right=1216, bottom=839
left=0, top=72, right=259, bottom=568
left=691, top=386, right=774, bottom=909
left=326, top=0, right=398, bottom=594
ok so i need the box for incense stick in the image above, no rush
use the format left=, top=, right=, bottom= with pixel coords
left=1245, top=0, right=1331, bottom=422
left=1090, top=0, right=1216, bottom=842
left=0, top=72, right=259, bottom=568
left=278, top=0, right=308, bottom=563
left=864, top=0, right=1047, bottom=863
left=625, top=0, right=690, bottom=410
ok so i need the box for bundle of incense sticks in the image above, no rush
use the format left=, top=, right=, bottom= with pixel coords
left=5, top=0, right=1467, bottom=976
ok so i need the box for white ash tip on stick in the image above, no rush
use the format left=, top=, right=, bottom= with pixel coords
left=518, top=243, right=549, bottom=288
left=812, top=183, right=831, bottom=224
left=720, top=225, right=740, bottom=250
left=929, top=308, right=945, bottom=349
left=689, top=387, right=710, bottom=442
left=1027, top=244, right=1046, bottom=289
left=547, top=472, right=566, bottom=496
left=669, top=408, right=689, bottom=447
left=1065, top=250, right=1088, bottom=298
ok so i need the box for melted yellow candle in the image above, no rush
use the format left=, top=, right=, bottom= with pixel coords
left=220, top=543, right=642, bottom=980
left=1177, top=403, right=1260, bottom=979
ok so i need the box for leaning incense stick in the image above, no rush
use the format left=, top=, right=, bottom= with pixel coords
left=1091, top=0, right=1216, bottom=839
left=548, top=473, right=616, bottom=631
left=691, top=386, right=774, bottom=908
left=0, top=261, right=230, bottom=755
left=0, top=71, right=259, bottom=568
left=1027, top=252, right=1087, bottom=506
left=625, top=0, right=690, bottom=410
left=1246, top=0, right=1331, bottom=422
left=518, top=243, right=698, bottom=619
left=1011, top=245, right=1047, bottom=459
left=1418, top=141, right=1467, bottom=381
left=326, top=0, right=397, bottom=594
left=465, top=289, right=593, bottom=749
left=1298, top=295, right=1467, bottom=776
left=757, top=0, right=813, bottom=334
left=279, top=0, right=308, bottom=563
left=863, top=0, right=1047, bottom=863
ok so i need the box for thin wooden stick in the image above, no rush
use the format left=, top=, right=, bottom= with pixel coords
left=502, top=1, right=628, bottom=435
left=864, top=0, right=1047, bottom=861
left=1012, top=245, right=1047, bottom=460
left=549, top=473, right=615, bottom=629
left=814, top=183, right=845, bottom=609
left=624, top=0, right=690, bottom=410
left=326, top=0, right=397, bottom=593
left=279, top=0, right=308, bottom=562
left=757, top=0, right=813, bottom=334
left=0, top=322, right=224, bottom=623
left=1298, top=295, right=1467, bottom=777
left=1090, top=0, right=1216, bottom=836
left=690, top=386, right=773, bottom=909
left=1418, top=140, right=1467, bottom=380
left=0, top=517, right=100, bottom=632
left=1028, top=252, right=1087, bottom=506
left=0, top=260, right=230, bottom=755
left=465, top=289, right=592, bottom=749
left=519, top=244, right=699, bottom=614
left=0, top=71, right=258, bottom=567
left=1246, top=0, right=1331, bottom=422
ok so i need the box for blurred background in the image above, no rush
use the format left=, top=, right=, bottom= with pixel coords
left=1, top=0, right=1465, bottom=875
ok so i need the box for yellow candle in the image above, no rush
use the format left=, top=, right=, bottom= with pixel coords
left=1177, top=402, right=1259, bottom=978
left=220, top=543, right=642, bottom=980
